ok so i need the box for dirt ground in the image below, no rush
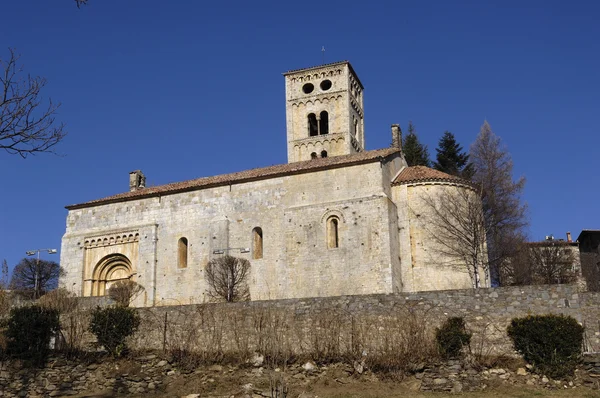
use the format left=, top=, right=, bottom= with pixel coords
left=153, top=366, right=600, bottom=398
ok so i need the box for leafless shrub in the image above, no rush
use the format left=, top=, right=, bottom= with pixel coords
left=306, top=309, right=346, bottom=363
left=205, top=255, right=250, bottom=302
left=108, top=280, right=145, bottom=307
left=131, top=301, right=441, bottom=377
left=252, top=307, right=295, bottom=367
left=364, top=304, right=439, bottom=378
left=38, top=288, right=78, bottom=313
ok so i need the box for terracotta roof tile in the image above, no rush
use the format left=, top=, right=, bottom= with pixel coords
left=66, top=147, right=400, bottom=210
left=393, top=166, right=473, bottom=186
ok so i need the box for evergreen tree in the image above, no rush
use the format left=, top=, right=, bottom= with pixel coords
left=433, top=131, right=474, bottom=179
left=402, top=121, right=431, bottom=167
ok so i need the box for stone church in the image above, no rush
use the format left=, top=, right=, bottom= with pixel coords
left=60, top=61, right=488, bottom=306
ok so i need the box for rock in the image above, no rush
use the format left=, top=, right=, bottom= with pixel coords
left=452, top=381, right=463, bottom=393
left=251, top=353, right=264, bottom=367
left=242, top=383, right=253, bottom=392
left=433, top=378, right=448, bottom=385
left=167, top=370, right=176, bottom=376
left=157, top=360, right=168, bottom=367
left=353, top=360, right=364, bottom=374
left=517, top=368, right=527, bottom=376
left=208, top=364, right=223, bottom=372
left=302, top=361, right=316, bottom=372
left=181, top=395, right=200, bottom=398
left=404, top=377, right=422, bottom=391
left=542, top=377, right=549, bottom=383
left=148, top=383, right=156, bottom=390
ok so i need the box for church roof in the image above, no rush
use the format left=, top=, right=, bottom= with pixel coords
left=66, top=147, right=400, bottom=210
left=392, top=166, right=473, bottom=186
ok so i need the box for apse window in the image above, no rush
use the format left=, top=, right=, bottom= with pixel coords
left=252, top=227, right=263, bottom=259
left=302, top=83, right=314, bottom=94
left=178, top=237, right=188, bottom=268
left=320, top=80, right=332, bottom=91
left=327, top=216, right=339, bottom=249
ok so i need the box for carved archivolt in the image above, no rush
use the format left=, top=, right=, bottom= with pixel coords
left=320, top=209, right=346, bottom=223
left=90, top=253, right=134, bottom=296
left=84, top=230, right=140, bottom=248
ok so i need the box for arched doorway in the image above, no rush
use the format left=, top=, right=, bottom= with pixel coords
left=91, top=254, right=133, bottom=296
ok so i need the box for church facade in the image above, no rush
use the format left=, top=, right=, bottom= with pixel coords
left=60, top=61, right=488, bottom=306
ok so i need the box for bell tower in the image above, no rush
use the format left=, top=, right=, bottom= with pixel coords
left=283, top=61, right=365, bottom=163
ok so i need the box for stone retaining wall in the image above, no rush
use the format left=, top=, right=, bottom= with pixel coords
left=128, top=284, right=600, bottom=356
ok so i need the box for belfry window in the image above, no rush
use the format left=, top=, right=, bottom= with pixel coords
left=178, top=237, right=188, bottom=268
left=321, top=150, right=328, bottom=158
left=327, top=216, right=339, bottom=249
left=308, top=113, right=318, bottom=137
left=319, top=111, right=329, bottom=134
left=252, top=227, right=263, bottom=259
left=311, top=152, right=318, bottom=159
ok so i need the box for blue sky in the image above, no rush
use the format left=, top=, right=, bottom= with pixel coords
left=0, top=1, right=598, bottom=276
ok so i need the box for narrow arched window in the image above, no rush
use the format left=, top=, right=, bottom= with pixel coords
left=308, top=113, right=318, bottom=136
left=252, top=227, right=263, bottom=259
left=327, top=217, right=339, bottom=249
left=178, top=237, right=188, bottom=268
left=311, top=152, right=318, bottom=159
left=319, top=111, right=329, bottom=134
left=321, top=150, right=328, bottom=158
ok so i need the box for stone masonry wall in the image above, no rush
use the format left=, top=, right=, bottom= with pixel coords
left=61, top=161, right=401, bottom=306
left=128, top=284, right=600, bottom=356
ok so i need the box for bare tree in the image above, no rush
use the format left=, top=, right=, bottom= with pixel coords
left=108, top=280, right=145, bottom=307
left=205, top=255, right=251, bottom=302
left=470, top=121, right=528, bottom=285
left=528, top=242, right=576, bottom=285
left=9, top=258, right=64, bottom=299
left=420, top=185, right=488, bottom=288
left=0, top=259, right=8, bottom=289
left=1, top=48, right=66, bottom=158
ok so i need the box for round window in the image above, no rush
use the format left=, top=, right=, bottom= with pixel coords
left=302, top=83, right=314, bottom=94
left=320, top=80, right=332, bottom=91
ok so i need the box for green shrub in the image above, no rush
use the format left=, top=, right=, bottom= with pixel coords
left=507, top=314, right=584, bottom=378
left=89, top=306, right=140, bottom=357
left=5, top=305, right=60, bottom=364
left=435, top=317, right=472, bottom=359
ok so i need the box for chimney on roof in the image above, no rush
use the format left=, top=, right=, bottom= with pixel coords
left=391, top=124, right=402, bottom=150
left=129, top=170, right=146, bottom=192
left=566, top=231, right=572, bottom=243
